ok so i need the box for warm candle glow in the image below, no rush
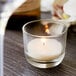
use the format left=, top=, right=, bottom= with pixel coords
left=45, top=24, right=50, bottom=34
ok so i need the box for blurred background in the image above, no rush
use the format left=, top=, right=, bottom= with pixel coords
left=2, top=0, right=76, bottom=76
left=6, top=0, right=76, bottom=32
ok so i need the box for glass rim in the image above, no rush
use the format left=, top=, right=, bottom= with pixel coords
left=22, top=19, right=68, bottom=38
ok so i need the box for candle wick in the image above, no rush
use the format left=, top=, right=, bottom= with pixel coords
left=43, top=42, right=45, bottom=45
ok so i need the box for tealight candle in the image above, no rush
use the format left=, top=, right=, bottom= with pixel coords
left=22, top=19, right=67, bottom=68
left=27, top=38, right=62, bottom=61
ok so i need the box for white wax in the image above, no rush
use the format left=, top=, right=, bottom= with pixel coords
left=27, top=39, right=62, bottom=61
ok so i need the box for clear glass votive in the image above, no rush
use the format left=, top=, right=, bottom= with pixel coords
left=22, top=19, right=68, bottom=68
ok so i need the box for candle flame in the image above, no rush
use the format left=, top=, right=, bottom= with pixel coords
left=45, top=24, right=50, bottom=34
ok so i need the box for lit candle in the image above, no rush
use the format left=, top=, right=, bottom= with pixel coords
left=27, top=38, right=62, bottom=61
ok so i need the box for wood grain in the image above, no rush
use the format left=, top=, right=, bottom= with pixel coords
left=4, top=27, right=76, bottom=76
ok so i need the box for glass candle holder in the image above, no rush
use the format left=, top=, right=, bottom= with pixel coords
left=22, top=19, right=68, bottom=68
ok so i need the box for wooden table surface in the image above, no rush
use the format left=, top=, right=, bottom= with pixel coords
left=4, top=12, right=76, bottom=76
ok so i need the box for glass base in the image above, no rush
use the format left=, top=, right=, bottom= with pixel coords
left=26, top=53, right=65, bottom=68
